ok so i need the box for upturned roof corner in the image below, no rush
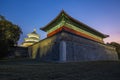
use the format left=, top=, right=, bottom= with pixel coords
left=40, top=10, right=108, bottom=38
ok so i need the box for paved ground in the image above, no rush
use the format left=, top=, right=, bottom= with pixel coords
left=0, top=60, right=120, bottom=80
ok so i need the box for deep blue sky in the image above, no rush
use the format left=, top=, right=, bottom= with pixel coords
left=1, top=0, right=120, bottom=44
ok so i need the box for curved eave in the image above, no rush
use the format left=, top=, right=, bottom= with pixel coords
left=40, top=10, right=65, bottom=31
left=40, top=10, right=108, bottom=38
left=25, top=37, right=39, bottom=40
left=22, top=41, right=37, bottom=43
left=67, top=14, right=108, bottom=38
left=28, top=33, right=39, bottom=36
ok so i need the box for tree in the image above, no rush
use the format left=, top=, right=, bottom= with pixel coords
left=108, top=42, right=120, bottom=59
left=0, top=15, right=22, bottom=58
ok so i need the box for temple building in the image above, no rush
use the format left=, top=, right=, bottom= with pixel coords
left=21, top=29, right=40, bottom=47
left=28, top=10, right=118, bottom=62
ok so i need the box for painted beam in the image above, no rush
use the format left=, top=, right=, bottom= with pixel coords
left=47, top=26, right=104, bottom=43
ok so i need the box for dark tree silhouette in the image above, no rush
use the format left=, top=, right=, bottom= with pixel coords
left=0, top=15, right=22, bottom=58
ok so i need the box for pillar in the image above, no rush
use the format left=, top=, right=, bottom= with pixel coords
left=59, top=41, right=66, bottom=62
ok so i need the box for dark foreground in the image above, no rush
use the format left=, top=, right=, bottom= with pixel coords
left=0, top=60, right=120, bottom=80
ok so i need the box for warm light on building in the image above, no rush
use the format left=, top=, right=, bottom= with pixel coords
left=21, top=29, right=40, bottom=47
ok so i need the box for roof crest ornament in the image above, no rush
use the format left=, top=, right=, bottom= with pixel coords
left=33, top=28, right=36, bottom=32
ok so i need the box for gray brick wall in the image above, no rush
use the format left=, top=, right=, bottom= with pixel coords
left=62, top=32, right=118, bottom=61
left=8, top=47, right=28, bottom=58
left=29, top=31, right=118, bottom=62
left=29, top=34, right=60, bottom=61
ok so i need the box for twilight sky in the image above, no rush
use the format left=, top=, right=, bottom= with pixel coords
left=0, top=0, right=120, bottom=44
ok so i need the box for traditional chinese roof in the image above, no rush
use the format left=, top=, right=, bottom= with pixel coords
left=40, top=10, right=109, bottom=43
left=21, top=29, right=40, bottom=47
left=28, top=29, right=39, bottom=38
left=41, top=10, right=108, bottom=38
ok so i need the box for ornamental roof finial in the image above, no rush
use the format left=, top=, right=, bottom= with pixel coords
left=33, top=28, right=36, bottom=32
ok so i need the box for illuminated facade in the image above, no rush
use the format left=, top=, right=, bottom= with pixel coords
left=28, top=10, right=118, bottom=62
left=21, top=29, right=40, bottom=47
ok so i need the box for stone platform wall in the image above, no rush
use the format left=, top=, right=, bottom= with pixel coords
left=8, top=46, right=28, bottom=58
left=61, top=32, right=118, bottom=61
left=28, top=35, right=60, bottom=61
left=29, top=31, right=118, bottom=62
